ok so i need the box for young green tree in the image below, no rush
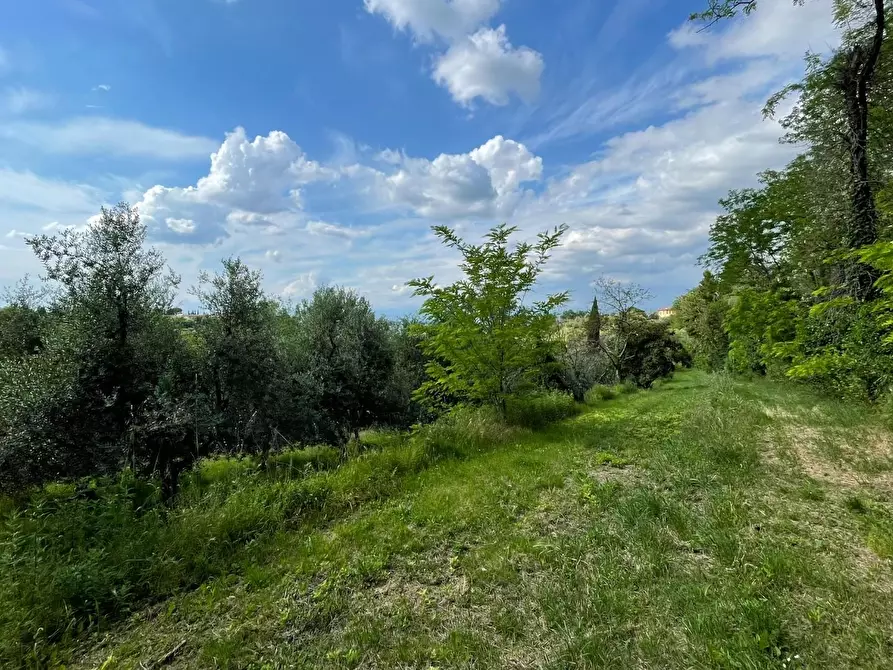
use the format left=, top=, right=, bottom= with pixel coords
left=408, top=223, right=569, bottom=414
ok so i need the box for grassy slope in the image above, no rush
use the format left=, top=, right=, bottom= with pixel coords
left=67, top=372, right=893, bottom=668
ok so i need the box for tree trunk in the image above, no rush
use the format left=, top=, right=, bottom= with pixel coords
left=838, top=0, right=885, bottom=299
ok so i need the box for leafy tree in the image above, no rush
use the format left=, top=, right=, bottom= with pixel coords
left=674, top=272, right=730, bottom=370
left=622, top=317, right=690, bottom=388
left=409, top=223, right=569, bottom=414
left=0, top=279, right=46, bottom=359
left=193, top=258, right=280, bottom=460
left=292, top=286, right=396, bottom=445
left=697, top=0, right=889, bottom=298
left=590, top=277, right=652, bottom=382
left=0, top=204, right=181, bottom=493
left=382, top=317, right=433, bottom=427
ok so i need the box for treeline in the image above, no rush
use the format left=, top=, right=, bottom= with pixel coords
left=678, top=1, right=893, bottom=401
left=0, top=208, right=689, bottom=502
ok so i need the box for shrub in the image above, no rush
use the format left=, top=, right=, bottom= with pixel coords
left=414, top=405, right=521, bottom=459
left=505, top=391, right=579, bottom=429
left=618, top=380, right=640, bottom=395
left=587, top=384, right=617, bottom=402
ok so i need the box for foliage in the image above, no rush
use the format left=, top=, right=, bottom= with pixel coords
left=504, top=390, right=579, bottom=429
left=292, top=286, right=397, bottom=445
left=673, top=272, right=729, bottom=370
left=409, top=223, right=568, bottom=413
left=683, top=1, right=893, bottom=400
left=194, top=258, right=281, bottom=461
left=588, top=278, right=687, bottom=387
left=0, top=279, right=46, bottom=359
left=0, top=205, right=183, bottom=494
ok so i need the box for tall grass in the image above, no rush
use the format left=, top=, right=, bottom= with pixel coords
left=0, top=396, right=579, bottom=665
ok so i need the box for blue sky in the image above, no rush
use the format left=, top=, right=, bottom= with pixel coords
left=0, top=0, right=840, bottom=313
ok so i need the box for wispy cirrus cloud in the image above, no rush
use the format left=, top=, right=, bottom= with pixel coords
left=2, top=87, right=53, bottom=115
left=0, top=117, right=217, bottom=160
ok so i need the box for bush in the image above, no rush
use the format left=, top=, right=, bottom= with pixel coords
left=587, top=384, right=617, bottom=402
left=618, top=380, right=640, bottom=395
left=415, top=405, right=522, bottom=459
left=505, top=391, right=579, bottom=429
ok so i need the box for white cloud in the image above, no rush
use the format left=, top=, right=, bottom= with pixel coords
left=0, top=117, right=217, bottom=160
left=0, top=169, right=107, bottom=287
left=434, top=25, right=543, bottom=106
left=373, top=134, right=541, bottom=218
left=93, top=83, right=112, bottom=92
left=306, top=220, right=367, bottom=239
left=282, top=272, right=319, bottom=298
left=165, top=218, right=196, bottom=234
left=469, top=135, right=542, bottom=197
left=135, top=127, right=335, bottom=243
left=0, top=168, right=103, bottom=213
left=3, top=87, right=52, bottom=115
left=364, top=0, right=500, bottom=41
left=699, top=0, right=839, bottom=63
left=366, top=0, right=542, bottom=107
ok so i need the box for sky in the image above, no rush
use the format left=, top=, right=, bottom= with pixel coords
left=0, top=0, right=841, bottom=314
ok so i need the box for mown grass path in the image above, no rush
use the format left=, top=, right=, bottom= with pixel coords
left=77, top=372, right=893, bottom=669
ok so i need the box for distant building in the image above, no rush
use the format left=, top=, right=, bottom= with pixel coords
left=656, top=307, right=675, bottom=320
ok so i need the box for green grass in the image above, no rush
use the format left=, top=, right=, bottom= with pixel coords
left=4, top=371, right=893, bottom=668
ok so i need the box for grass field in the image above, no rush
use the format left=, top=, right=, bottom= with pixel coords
left=7, top=370, right=893, bottom=668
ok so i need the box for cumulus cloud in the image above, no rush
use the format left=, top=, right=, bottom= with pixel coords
left=282, top=271, right=319, bottom=298
left=365, top=0, right=542, bottom=107
left=372, top=134, right=541, bottom=218
left=165, top=218, right=196, bottom=234
left=364, top=0, right=500, bottom=41
left=135, top=127, right=335, bottom=244
left=433, top=26, right=543, bottom=106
